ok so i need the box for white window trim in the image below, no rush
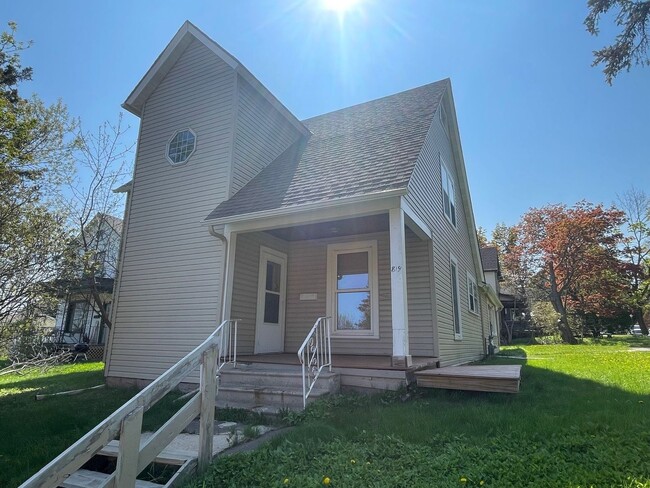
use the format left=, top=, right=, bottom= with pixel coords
left=326, top=240, right=379, bottom=339
left=467, top=272, right=479, bottom=316
left=450, top=254, right=463, bottom=340
left=440, top=156, right=457, bottom=229
left=165, top=127, right=197, bottom=166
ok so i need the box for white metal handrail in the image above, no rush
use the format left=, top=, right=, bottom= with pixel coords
left=216, top=318, right=238, bottom=371
left=297, top=316, right=332, bottom=408
left=19, top=319, right=239, bottom=488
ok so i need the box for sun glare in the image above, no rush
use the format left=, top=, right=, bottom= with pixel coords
left=321, top=0, right=361, bottom=13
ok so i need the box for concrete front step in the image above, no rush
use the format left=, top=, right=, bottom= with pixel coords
left=219, top=363, right=339, bottom=390
left=216, top=363, right=340, bottom=410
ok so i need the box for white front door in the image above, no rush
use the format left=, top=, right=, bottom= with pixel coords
left=255, top=247, right=287, bottom=354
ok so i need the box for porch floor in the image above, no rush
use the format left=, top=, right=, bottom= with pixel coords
left=415, top=365, right=522, bottom=393
left=236, top=353, right=438, bottom=371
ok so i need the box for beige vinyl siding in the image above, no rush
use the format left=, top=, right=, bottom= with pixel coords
left=227, top=228, right=434, bottom=357
left=106, top=39, right=236, bottom=381
left=284, top=232, right=393, bottom=355
left=404, top=93, right=485, bottom=367
left=230, top=76, right=302, bottom=196
left=406, top=230, right=436, bottom=356
left=229, top=232, right=289, bottom=354
left=480, top=292, right=490, bottom=347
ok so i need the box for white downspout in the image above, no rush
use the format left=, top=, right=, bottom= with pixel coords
left=208, top=225, right=229, bottom=323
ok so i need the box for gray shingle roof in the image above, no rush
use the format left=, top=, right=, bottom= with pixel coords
left=206, top=80, right=449, bottom=221
left=480, top=246, right=499, bottom=272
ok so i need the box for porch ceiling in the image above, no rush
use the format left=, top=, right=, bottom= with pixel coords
left=265, top=214, right=389, bottom=241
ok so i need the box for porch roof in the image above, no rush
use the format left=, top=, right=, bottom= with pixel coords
left=205, top=80, right=448, bottom=222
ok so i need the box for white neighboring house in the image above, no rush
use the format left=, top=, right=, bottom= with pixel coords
left=52, top=214, right=122, bottom=346
left=479, top=246, right=503, bottom=351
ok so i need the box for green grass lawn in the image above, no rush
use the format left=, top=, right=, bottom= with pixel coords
left=188, top=337, right=650, bottom=488
left=0, top=362, right=184, bottom=487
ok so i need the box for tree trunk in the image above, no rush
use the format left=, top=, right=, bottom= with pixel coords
left=636, top=309, right=648, bottom=336
left=87, top=278, right=112, bottom=330
left=503, top=321, right=513, bottom=345
left=548, top=262, right=577, bottom=344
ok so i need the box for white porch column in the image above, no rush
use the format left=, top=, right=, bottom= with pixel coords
left=389, top=208, right=411, bottom=367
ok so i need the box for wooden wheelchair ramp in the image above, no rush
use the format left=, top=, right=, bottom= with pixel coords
left=415, top=365, right=522, bottom=393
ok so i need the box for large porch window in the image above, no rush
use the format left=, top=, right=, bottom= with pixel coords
left=327, top=241, right=379, bottom=338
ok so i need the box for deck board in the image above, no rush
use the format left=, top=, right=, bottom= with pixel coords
left=237, top=353, right=437, bottom=371
left=415, top=365, right=522, bottom=393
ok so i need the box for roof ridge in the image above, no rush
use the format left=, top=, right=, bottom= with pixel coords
left=301, top=79, right=449, bottom=123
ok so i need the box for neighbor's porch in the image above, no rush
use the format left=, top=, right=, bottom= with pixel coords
left=219, top=200, right=439, bottom=371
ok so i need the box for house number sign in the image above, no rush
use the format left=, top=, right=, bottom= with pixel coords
left=391, top=265, right=403, bottom=272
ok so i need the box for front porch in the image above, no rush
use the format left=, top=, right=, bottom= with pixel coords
left=220, top=201, right=439, bottom=371
left=215, top=353, right=439, bottom=411
left=235, top=353, right=439, bottom=399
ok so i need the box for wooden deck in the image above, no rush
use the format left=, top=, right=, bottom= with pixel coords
left=236, top=353, right=438, bottom=371
left=415, top=365, right=522, bottom=393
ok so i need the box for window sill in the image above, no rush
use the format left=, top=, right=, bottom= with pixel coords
left=454, top=333, right=463, bottom=341
left=331, top=331, right=380, bottom=340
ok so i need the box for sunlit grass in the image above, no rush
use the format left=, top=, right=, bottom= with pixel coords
left=189, top=342, right=650, bottom=487
left=0, top=362, right=184, bottom=487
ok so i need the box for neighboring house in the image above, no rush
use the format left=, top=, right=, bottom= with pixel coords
left=104, top=21, right=502, bottom=388
left=499, top=284, right=530, bottom=342
left=53, top=213, right=122, bottom=346
left=479, top=246, right=503, bottom=351
left=479, top=246, right=529, bottom=344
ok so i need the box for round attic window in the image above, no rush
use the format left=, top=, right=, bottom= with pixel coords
left=166, top=128, right=196, bottom=165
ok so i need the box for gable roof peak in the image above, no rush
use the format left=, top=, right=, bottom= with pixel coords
left=122, top=21, right=309, bottom=136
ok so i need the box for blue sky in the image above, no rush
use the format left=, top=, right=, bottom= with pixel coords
left=5, top=0, right=649, bottom=233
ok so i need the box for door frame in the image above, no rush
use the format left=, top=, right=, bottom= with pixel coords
left=254, top=246, right=287, bottom=354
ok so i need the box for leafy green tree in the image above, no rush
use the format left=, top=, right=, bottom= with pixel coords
left=618, top=187, right=650, bottom=335
left=585, top=0, right=650, bottom=84
left=530, top=301, right=561, bottom=336
left=0, top=22, right=76, bottom=346
left=476, top=226, right=488, bottom=248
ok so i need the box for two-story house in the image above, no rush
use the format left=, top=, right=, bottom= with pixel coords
left=104, top=22, right=502, bottom=397
left=53, top=213, right=122, bottom=351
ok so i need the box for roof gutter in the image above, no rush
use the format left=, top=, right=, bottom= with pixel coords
left=203, top=187, right=408, bottom=226
left=479, top=281, right=503, bottom=311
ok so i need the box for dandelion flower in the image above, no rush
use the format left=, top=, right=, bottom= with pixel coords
left=480, top=481, right=485, bottom=486
left=284, top=479, right=289, bottom=485
left=460, top=477, right=467, bottom=484
left=323, top=476, right=331, bottom=485
left=351, top=459, right=356, bottom=464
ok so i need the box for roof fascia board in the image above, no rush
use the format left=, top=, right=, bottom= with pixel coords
left=209, top=189, right=406, bottom=234
left=443, top=85, right=485, bottom=280
left=123, top=22, right=219, bottom=116
left=400, top=197, right=432, bottom=240
left=113, top=181, right=133, bottom=193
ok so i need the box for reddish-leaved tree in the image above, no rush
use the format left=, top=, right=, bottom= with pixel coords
left=511, top=202, right=625, bottom=343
